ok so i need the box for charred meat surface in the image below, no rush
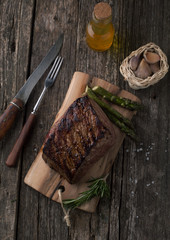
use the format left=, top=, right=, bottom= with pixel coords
left=42, top=96, right=115, bottom=184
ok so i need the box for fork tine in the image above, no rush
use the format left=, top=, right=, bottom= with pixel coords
left=32, top=56, right=63, bottom=114
left=50, top=56, right=62, bottom=79
left=46, top=56, right=59, bottom=79
left=53, top=58, right=63, bottom=80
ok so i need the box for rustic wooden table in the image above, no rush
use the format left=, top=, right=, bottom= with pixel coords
left=0, top=1, right=169, bottom=239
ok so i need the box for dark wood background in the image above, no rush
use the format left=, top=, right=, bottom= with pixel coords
left=0, top=0, right=169, bottom=239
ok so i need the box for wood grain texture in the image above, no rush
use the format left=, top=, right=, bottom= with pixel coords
left=16, top=0, right=79, bottom=239
left=0, top=0, right=35, bottom=239
left=24, top=71, right=140, bottom=212
left=0, top=0, right=170, bottom=239
left=6, top=112, right=36, bottom=167
left=0, top=98, right=24, bottom=141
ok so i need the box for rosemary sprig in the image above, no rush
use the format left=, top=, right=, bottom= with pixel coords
left=63, top=177, right=110, bottom=210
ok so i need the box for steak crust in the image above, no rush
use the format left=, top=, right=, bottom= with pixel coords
left=42, top=96, right=116, bottom=184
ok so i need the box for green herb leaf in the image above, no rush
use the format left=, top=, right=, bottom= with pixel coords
left=63, top=177, right=110, bottom=210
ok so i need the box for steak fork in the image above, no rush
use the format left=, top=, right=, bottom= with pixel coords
left=6, top=56, right=63, bottom=167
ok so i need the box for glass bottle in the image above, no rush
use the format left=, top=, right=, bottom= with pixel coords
left=86, top=2, right=115, bottom=51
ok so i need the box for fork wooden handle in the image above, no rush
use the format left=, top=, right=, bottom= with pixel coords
left=6, top=113, right=36, bottom=167
left=0, top=98, right=24, bottom=141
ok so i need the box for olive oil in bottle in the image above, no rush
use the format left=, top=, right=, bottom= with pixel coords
left=86, top=2, right=115, bottom=51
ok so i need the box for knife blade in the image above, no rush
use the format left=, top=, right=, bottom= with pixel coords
left=0, top=33, right=64, bottom=141
left=6, top=56, right=63, bottom=167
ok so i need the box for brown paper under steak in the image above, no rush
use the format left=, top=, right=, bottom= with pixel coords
left=42, top=96, right=116, bottom=184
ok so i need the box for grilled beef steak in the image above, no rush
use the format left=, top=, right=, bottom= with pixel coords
left=42, top=96, right=116, bottom=184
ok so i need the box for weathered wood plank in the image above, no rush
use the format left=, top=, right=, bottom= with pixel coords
left=16, top=0, right=79, bottom=239
left=0, top=0, right=35, bottom=239
left=69, top=1, right=122, bottom=239
left=0, top=0, right=170, bottom=239
left=109, top=0, right=170, bottom=240
left=72, top=0, right=170, bottom=239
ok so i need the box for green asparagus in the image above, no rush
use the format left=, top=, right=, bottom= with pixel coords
left=92, top=86, right=143, bottom=111
left=103, top=110, right=139, bottom=141
left=86, top=86, right=135, bottom=130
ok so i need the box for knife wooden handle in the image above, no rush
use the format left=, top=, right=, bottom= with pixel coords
left=0, top=98, right=24, bottom=141
left=6, top=112, right=36, bottom=167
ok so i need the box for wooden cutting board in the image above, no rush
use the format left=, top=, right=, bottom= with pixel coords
left=24, top=71, right=140, bottom=213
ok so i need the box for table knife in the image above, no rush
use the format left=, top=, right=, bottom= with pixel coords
left=0, top=33, right=64, bottom=141
left=6, top=56, right=63, bottom=167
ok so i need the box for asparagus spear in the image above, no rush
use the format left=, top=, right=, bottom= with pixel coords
left=86, top=86, right=135, bottom=130
left=92, top=86, right=143, bottom=111
left=103, top=110, right=139, bottom=141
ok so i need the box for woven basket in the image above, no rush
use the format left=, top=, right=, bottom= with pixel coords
left=120, top=42, right=169, bottom=90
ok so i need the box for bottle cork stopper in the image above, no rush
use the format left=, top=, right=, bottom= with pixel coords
left=94, top=2, right=112, bottom=20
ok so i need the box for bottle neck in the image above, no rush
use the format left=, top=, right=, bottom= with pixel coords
left=91, top=12, right=112, bottom=34
left=92, top=12, right=112, bottom=25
